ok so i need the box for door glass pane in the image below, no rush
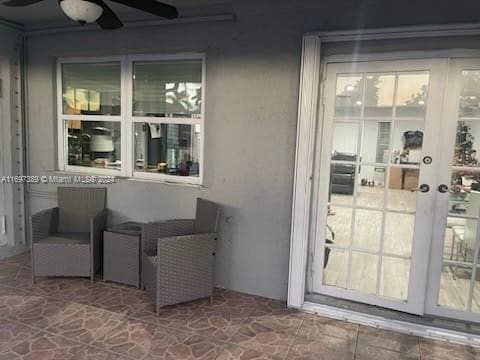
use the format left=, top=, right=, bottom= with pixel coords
left=66, top=120, right=121, bottom=170
left=134, top=123, right=201, bottom=177
left=384, top=212, right=415, bottom=257
left=361, top=121, right=391, bottom=164
left=62, top=62, right=121, bottom=116
left=438, top=264, right=472, bottom=311
left=395, top=72, right=429, bottom=118
left=350, top=252, right=378, bottom=294
left=323, top=248, right=347, bottom=288
left=459, top=70, right=480, bottom=118
left=330, top=162, right=357, bottom=206
left=327, top=207, right=352, bottom=247
left=332, top=121, right=360, bottom=155
left=387, top=166, right=419, bottom=212
left=357, top=166, right=385, bottom=209
left=133, top=60, right=203, bottom=117
left=448, top=171, right=478, bottom=215
left=390, top=120, right=424, bottom=165
left=335, top=74, right=364, bottom=117
left=352, top=209, right=382, bottom=251
left=443, top=216, right=478, bottom=264
left=453, top=121, right=480, bottom=167
left=364, top=73, right=395, bottom=117
left=471, top=267, right=480, bottom=313
left=380, top=257, right=410, bottom=300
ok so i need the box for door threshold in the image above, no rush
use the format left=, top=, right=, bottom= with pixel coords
left=302, top=294, right=480, bottom=347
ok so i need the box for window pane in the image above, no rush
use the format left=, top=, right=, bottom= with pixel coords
left=62, top=63, right=121, bottom=116
left=384, top=212, right=415, bottom=257
left=327, top=207, right=352, bottom=247
left=361, top=120, right=391, bottom=164
left=133, top=60, right=202, bottom=117
left=134, top=123, right=200, bottom=177
left=357, top=166, right=385, bottom=209
left=380, top=257, right=410, bottom=300
left=323, top=248, right=347, bottom=288
left=350, top=252, right=378, bottom=294
left=335, top=74, right=363, bottom=117
left=438, top=264, right=472, bottom=311
left=352, top=209, right=382, bottom=252
left=459, top=70, right=480, bottom=118
left=395, top=72, right=429, bottom=118
left=66, top=120, right=121, bottom=170
left=364, top=73, right=395, bottom=117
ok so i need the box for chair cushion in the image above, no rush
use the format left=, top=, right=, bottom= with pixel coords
left=37, top=232, right=90, bottom=245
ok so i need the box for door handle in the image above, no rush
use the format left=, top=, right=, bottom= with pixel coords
left=411, top=184, right=430, bottom=193
left=438, top=184, right=449, bottom=193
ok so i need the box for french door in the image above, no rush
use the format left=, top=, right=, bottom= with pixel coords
left=426, top=59, right=480, bottom=322
left=311, top=59, right=447, bottom=315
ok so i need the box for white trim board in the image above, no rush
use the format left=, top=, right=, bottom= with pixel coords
left=302, top=301, right=480, bottom=348
left=287, top=23, right=480, bottom=346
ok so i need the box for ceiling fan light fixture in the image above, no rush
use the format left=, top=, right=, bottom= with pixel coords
left=59, top=0, right=103, bottom=24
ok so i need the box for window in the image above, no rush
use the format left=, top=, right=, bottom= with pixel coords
left=57, top=55, right=205, bottom=184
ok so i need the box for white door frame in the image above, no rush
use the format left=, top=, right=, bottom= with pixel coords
left=311, top=59, right=447, bottom=315
left=288, top=23, right=480, bottom=310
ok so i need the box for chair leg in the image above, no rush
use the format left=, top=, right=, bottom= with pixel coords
left=209, top=295, right=214, bottom=305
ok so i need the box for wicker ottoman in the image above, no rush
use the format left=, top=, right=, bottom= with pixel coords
left=103, top=222, right=143, bottom=288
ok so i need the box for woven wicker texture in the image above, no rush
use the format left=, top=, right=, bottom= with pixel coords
left=31, top=208, right=58, bottom=243
left=157, top=233, right=216, bottom=309
left=34, top=243, right=91, bottom=276
left=142, top=219, right=194, bottom=255
left=31, top=187, right=107, bottom=282
left=58, top=187, right=106, bottom=233
left=104, top=231, right=140, bottom=287
left=194, top=198, right=221, bottom=234
left=141, top=198, right=220, bottom=312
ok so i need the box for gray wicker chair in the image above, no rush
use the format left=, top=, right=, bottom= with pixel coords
left=142, top=198, right=220, bottom=313
left=30, top=187, right=107, bottom=284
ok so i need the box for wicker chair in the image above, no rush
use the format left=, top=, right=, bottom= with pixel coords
left=30, top=187, right=107, bottom=283
left=142, top=198, right=220, bottom=313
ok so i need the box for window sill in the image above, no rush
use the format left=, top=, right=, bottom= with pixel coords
left=54, top=169, right=205, bottom=188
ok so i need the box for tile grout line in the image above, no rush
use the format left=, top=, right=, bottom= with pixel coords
left=283, top=312, right=307, bottom=359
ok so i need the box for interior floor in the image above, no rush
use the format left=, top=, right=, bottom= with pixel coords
left=322, top=186, right=480, bottom=312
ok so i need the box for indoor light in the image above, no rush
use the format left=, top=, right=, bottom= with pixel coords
left=60, top=0, right=103, bottom=24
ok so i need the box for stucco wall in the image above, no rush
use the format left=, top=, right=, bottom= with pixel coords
left=24, top=0, right=480, bottom=299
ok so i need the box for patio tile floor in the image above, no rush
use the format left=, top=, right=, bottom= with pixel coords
left=0, top=252, right=479, bottom=359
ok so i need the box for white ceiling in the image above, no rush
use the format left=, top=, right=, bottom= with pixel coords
left=0, top=0, right=232, bottom=26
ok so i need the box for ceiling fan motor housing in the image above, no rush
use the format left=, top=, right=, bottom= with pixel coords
left=59, top=0, right=103, bottom=24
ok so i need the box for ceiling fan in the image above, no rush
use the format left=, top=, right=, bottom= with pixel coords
left=2, top=0, right=179, bottom=29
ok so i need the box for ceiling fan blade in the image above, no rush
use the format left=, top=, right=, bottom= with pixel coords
left=110, top=0, right=178, bottom=19
left=96, top=0, right=123, bottom=29
left=3, top=0, right=45, bottom=6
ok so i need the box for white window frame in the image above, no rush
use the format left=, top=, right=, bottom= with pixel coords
left=56, top=53, right=206, bottom=185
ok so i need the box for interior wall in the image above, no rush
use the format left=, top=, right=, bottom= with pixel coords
left=23, top=0, right=480, bottom=300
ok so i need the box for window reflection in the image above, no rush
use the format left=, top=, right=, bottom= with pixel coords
left=66, top=120, right=121, bottom=169
left=62, top=63, right=121, bottom=116
left=134, top=123, right=200, bottom=177
left=133, top=60, right=202, bottom=117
